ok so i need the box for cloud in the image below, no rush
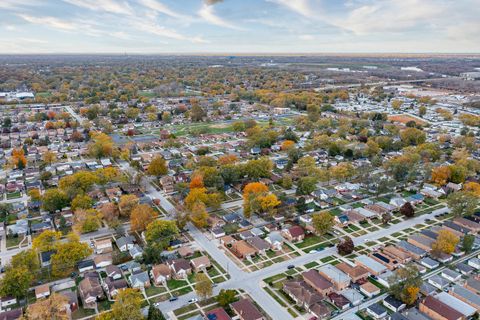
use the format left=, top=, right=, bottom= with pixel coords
left=268, top=0, right=313, bottom=18
left=129, top=18, right=208, bottom=43
left=138, top=0, right=187, bottom=19
left=18, top=14, right=78, bottom=31
left=62, top=0, right=133, bottom=16
left=0, top=0, right=39, bottom=10
left=198, top=3, right=243, bottom=30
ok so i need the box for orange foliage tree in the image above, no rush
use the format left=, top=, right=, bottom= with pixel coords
left=243, top=182, right=280, bottom=218
left=281, top=140, right=295, bottom=150
left=130, top=204, right=158, bottom=232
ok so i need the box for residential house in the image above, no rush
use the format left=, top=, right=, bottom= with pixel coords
left=150, top=264, right=171, bottom=286
left=190, top=256, right=211, bottom=272
left=167, top=259, right=192, bottom=279
left=35, top=284, right=50, bottom=299
left=78, top=274, right=104, bottom=309
left=205, top=308, right=232, bottom=320
left=435, top=292, right=476, bottom=318
left=302, top=269, right=334, bottom=295
left=282, top=226, right=305, bottom=242
left=129, top=270, right=151, bottom=289
left=265, top=231, right=284, bottom=251
left=246, top=237, right=271, bottom=256
left=449, top=285, right=480, bottom=311
left=318, top=265, right=350, bottom=291
left=336, top=262, right=370, bottom=282
left=383, top=296, right=406, bottom=312
left=230, top=298, right=265, bottom=320
left=355, top=255, right=387, bottom=276
left=105, top=265, right=122, bottom=280
left=94, top=253, right=113, bottom=268
left=366, top=303, right=388, bottom=319
left=232, top=240, right=257, bottom=259
left=94, top=239, right=112, bottom=254
left=116, top=236, right=135, bottom=252
left=360, top=282, right=381, bottom=298
left=104, top=278, right=128, bottom=299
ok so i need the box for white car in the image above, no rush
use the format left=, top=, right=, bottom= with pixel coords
left=309, top=250, right=317, bottom=254
left=188, top=298, right=198, bottom=304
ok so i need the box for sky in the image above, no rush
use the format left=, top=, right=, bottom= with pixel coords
left=0, top=0, right=479, bottom=54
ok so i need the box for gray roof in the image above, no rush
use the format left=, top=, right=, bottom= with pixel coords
left=355, top=255, right=387, bottom=274
left=450, top=284, right=480, bottom=308
left=435, top=292, right=476, bottom=317
left=397, top=241, right=427, bottom=256
left=117, top=235, right=135, bottom=248
left=402, top=308, right=433, bottom=320
left=420, top=257, right=439, bottom=268
left=318, top=265, right=350, bottom=284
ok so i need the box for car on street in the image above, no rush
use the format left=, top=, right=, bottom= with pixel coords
left=169, top=296, right=178, bottom=302
left=188, top=298, right=198, bottom=304
left=287, top=265, right=295, bottom=269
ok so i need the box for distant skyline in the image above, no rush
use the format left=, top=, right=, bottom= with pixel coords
left=1, top=0, right=479, bottom=54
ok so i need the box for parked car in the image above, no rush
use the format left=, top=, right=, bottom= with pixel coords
left=169, top=296, right=178, bottom=302
left=287, top=265, right=295, bottom=270
left=188, top=298, right=198, bottom=304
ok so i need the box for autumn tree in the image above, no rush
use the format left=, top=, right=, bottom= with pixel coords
left=0, top=266, right=32, bottom=300
left=400, top=127, right=426, bottom=146
left=464, top=182, right=480, bottom=197
left=281, top=140, right=295, bottom=151
left=243, top=182, right=279, bottom=218
left=41, top=188, right=69, bottom=212
left=195, top=273, right=212, bottom=300
left=106, top=288, right=144, bottom=320
left=391, top=99, right=403, bottom=110
left=185, top=187, right=221, bottom=211
left=447, top=191, right=479, bottom=216
left=73, top=209, right=102, bottom=234
left=10, top=249, right=40, bottom=274
left=145, top=220, right=179, bottom=250
left=431, top=229, right=459, bottom=255
left=147, top=156, right=168, bottom=177
left=190, top=201, right=209, bottom=228
left=400, top=202, right=415, bottom=218
left=32, top=230, right=62, bottom=252
left=28, top=188, right=41, bottom=201
left=330, top=162, right=355, bottom=181
left=88, top=131, right=116, bottom=158
left=51, top=233, right=92, bottom=278
left=118, top=194, right=139, bottom=217
left=10, top=148, right=27, bottom=169
left=312, top=211, right=335, bottom=235
left=218, top=154, right=238, bottom=165
left=431, top=166, right=451, bottom=185
left=42, top=150, right=57, bottom=165
left=71, top=194, right=93, bottom=211
left=24, top=293, right=69, bottom=320
left=189, top=175, right=204, bottom=189
left=100, top=202, right=120, bottom=227
left=388, top=264, right=421, bottom=305
left=130, top=204, right=158, bottom=232
left=337, top=237, right=354, bottom=255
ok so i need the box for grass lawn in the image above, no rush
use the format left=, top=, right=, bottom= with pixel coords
left=6, top=236, right=22, bottom=248
left=6, top=191, right=21, bottom=200
left=172, top=287, right=193, bottom=296
left=320, top=256, right=335, bottom=263
left=304, top=261, right=319, bottom=269
left=174, top=304, right=198, bottom=316
left=264, top=273, right=285, bottom=284
left=72, top=308, right=96, bottom=319
left=167, top=279, right=188, bottom=290
left=146, top=285, right=167, bottom=297
left=296, top=235, right=322, bottom=249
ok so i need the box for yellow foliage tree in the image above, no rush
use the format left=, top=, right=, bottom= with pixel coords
left=130, top=204, right=158, bottom=232
left=432, top=229, right=459, bottom=255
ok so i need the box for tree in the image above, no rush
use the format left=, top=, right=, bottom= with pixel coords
left=145, top=220, right=179, bottom=250
left=130, top=204, right=158, bottom=232
left=10, top=148, right=27, bottom=169
left=88, top=131, right=116, bottom=158
left=118, top=194, right=139, bottom=217
left=464, top=182, right=480, bottom=197
left=0, top=266, right=32, bottom=300
left=462, top=234, right=475, bottom=253
left=147, top=156, right=168, bottom=176
left=296, top=176, right=317, bottom=195
left=32, top=230, right=62, bottom=252
left=419, top=105, right=427, bottom=117
left=71, top=194, right=93, bottom=211
left=217, top=289, right=237, bottom=307
left=24, top=293, right=69, bottom=320
left=243, top=182, right=270, bottom=218
left=189, top=175, right=204, bottom=189
left=312, top=211, right=334, bottom=235
left=400, top=127, right=426, bottom=146
left=388, top=264, right=422, bottom=305
left=100, top=202, right=120, bottom=227
left=330, top=162, right=355, bottom=181
left=11, top=249, right=40, bottom=273
left=295, top=197, right=307, bottom=215
left=147, top=303, right=166, bottom=320
left=431, top=229, right=459, bottom=255
left=281, top=140, right=295, bottom=151
left=42, top=150, right=57, bottom=165
left=447, top=191, right=479, bottom=217
left=195, top=273, right=212, bottom=300
left=431, top=166, right=451, bottom=185
left=51, top=233, right=92, bottom=278
left=42, top=188, right=69, bottom=212
left=400, top=202, right=415, bottom=218
left=28, top=188, right=41, bottom=201
left=108, top=289, right=144, bottom=320
left=73, top=209, right=102, bottom=234
left=190, top=201, right=209, bottom=228
left=337, top=237, right=354, bottom=255
left=391, top=99, right=402, bottom=110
